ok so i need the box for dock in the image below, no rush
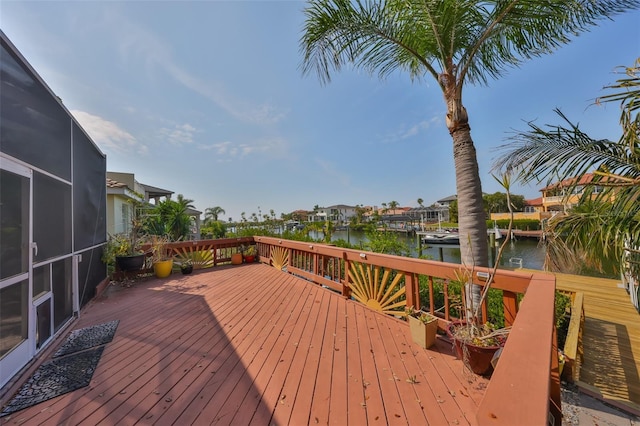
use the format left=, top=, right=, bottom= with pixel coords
left=525, top=269, right=640, bottom=414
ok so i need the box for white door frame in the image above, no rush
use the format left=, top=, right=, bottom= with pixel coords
left=0, top=156, right=34, bottom=388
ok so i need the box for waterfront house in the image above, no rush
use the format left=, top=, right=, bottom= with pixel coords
left=309, top=204, right=357, bottom=224
left=106, top=173, right=150, bottom=236
left=540, top=173, right=604, bottom=212
left=0, top=31, right=108, bottom=388
left=437, top=194, right=457, bottom=206
left=490, top=174, right=607, bottom=222
left=106, top=171, right=202, bottom=240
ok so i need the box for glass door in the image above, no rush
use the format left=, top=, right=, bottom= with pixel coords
left=0, top=158, right=33, bottom=388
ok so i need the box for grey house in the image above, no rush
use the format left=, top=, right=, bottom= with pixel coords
left=0, top=31, right=108, bottom=387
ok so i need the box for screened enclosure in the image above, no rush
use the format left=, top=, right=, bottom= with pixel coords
left=0, top=30, right=108, bottom=388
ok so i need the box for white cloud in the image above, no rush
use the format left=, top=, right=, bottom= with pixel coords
left=71, top=110, right=148, bottom=155
left=197, top=137, right=287, bottom=162
left=113, top=17, right=287, bottom=125
left=159, top=123, right=197, bottom=146
left=382, top=116, right=441, bottom=144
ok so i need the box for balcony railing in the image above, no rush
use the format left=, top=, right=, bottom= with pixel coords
left=149, top=236, right=559, bottom=425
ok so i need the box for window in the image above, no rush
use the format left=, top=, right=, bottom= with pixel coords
left=121, top=203, right=130, bottom=234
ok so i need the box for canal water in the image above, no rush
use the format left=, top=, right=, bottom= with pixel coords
left=316, top=229, right=547, bottom=271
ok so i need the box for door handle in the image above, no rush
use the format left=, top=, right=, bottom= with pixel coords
left=31, top=242, right=38, bottom=257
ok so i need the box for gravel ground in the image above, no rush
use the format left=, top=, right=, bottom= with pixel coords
left=562, top=383, right=640, bottom=425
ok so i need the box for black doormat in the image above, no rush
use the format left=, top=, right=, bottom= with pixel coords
left=54, top=320, right=119, bottom=358
left=0, top=346, right=105, bottom=417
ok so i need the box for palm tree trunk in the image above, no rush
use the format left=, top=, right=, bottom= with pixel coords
left=446, top=99, right=488, bottom=320
left=452, top=129, right=488, bottom=267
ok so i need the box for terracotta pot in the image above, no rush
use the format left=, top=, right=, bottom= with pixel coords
left=243, top=255, right=255, bottom=263
left=448, top=322, right=503, bottom=376
left=231, top=253, right=243, bottom=265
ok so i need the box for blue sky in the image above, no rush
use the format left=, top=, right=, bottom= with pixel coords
left=2, top=2, right=638, bottom=221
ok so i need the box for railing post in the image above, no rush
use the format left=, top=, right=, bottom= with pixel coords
left=428, top=276, right=435, bottom=315
left=313, top=252, right=319, bottom=277
left=549, top=322, right=562, bottom=424
left=444, top=279, right=450, bottom=321
left=405, top=273, right=419, bottom=310
left=342, top=255, right=351, bottom=299
left=481, top=296, right=488, bottom=324
left=503, top=291, right=518, bottom=326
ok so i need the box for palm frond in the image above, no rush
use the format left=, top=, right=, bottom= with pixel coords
left=300, top=0, right=639, bottom=92
left=300, top=0, right=440, bottom=84
left=460, top=0, right=640, bottom=85
left=494, top=109, right=637, bottom=185
left=543, top=200, right=640, bottom=274
left=597, top=58, right=640, bottom=150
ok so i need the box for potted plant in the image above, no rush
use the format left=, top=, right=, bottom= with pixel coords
left=448, top=319, right=508, bottom=375
left=447, top=173, right=514, bottom=375
left=406, top=306, right=438, bottom=349
left=102, top=233, right=145, bottom=273
left=180, top=258, right=194, bottom=275
left=150, top=235, right=173, bottom=278
left=104, top=198, right=148, bottom=273
left=243, top=245, right=257, bottom=263
left=231, top=244, right=245, bottom=265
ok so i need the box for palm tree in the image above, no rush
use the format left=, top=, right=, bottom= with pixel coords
left=417, top=198, right=424, bottom=208
left=300, top=0, right=638, bottom=275
left=176, top=194, right=195, bottom=210
left=205, top=206, right=226, bottom=223
left=145, top=199, right=193, bottom=241
left=494, top=60, right=640, bottom=276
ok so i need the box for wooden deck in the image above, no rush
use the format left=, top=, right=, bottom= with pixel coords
left=553, top=271, right=640, bottom=413
left=1, top=263, right=489, bottom=425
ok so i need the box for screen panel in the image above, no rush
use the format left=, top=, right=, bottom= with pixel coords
left=0, top=41, right=71, bottom=180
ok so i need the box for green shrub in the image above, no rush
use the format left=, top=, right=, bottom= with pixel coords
left=488, top=219, right=541, bottom=230
left=555, top=292, right=572, bottom=349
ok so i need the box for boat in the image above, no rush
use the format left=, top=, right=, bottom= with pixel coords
left=422, top=213, right=460, bottom=245
left=422, top=231, right=460, bottom=245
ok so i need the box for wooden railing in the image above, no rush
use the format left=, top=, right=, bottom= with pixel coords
left=252, top=236, right=559, bottom=425
left=140, top=235, right=558, bottom=424
left=563, top=291, right=585, bottom=382
left=166, top=237, right=255, bottom=268
left=115, top=237, right=256, bottom=278
left=254, top=236, right=530, bottom=326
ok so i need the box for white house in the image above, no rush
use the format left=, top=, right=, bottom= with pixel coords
left=310, top=205, right=357, bottom=224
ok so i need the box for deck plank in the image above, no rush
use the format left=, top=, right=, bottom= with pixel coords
left=230, top=278, right=316, bottom=425
left=328, top=291, right=349, bottom=426
left=267, top=283, right=327, bottom=426
left=343, top=301, right=368, bottom=426
left=359, top=308, right=407, bottom=425
left=351, top=298, right=387, bottom=424
left=288, top=286, right=331, bottom=425
left=1, top=264, right=487, bottom=425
